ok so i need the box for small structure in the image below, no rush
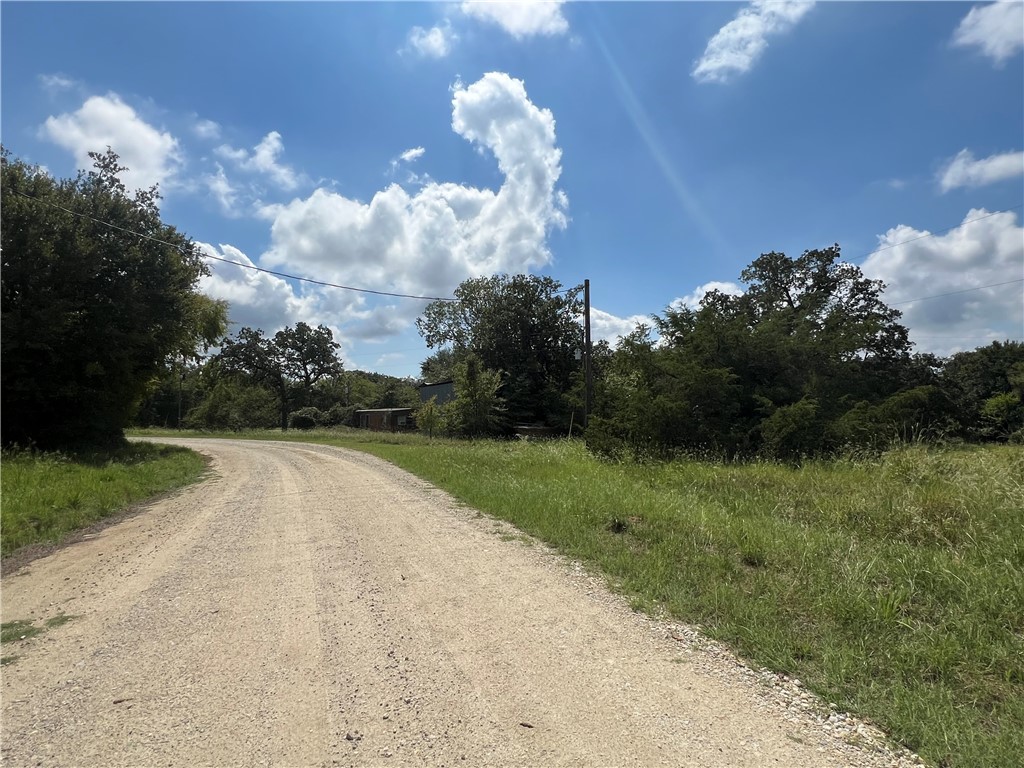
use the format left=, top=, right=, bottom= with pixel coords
left=354, top=407, right=414, bottom=432
left=418, top=379, right=455, bottom=406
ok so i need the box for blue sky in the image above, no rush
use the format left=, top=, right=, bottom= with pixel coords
left=3, top=1, right=1022, bottom=378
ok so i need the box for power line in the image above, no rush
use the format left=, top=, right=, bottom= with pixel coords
left=200, top=252, right=457, bottom=302
left=9, top=189, right=458, bottom=302
left=853, top=204, right=1023, bottom=264
left=889, top=278, right=1023, bottom=306
left=11, top=188, right=1022, bottom=309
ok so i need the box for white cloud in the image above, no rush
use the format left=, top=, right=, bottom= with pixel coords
left=195, top=73, right=567, bottom=352
left=692, top=0, right=815, bottom=84
left=590, top=308, right=650, bottom=345
left=39, top=73, right=75, bottom=92
left=390, top=146, right=427, bottom=175
left=671, top=281, right=745, bottom=310
left=862, top=209, right=1024, bottom=356
left=204, top=163, right=240, bottom=217
left=197, top=242, right=340, bottom=340
left=400, top=147, right=426, bottom=164
left=193, top=118, right=222, bottom=141
left=257, top=72, right=568, bottom=339
left=41, top=93, right=182, bottom=192
left=938, top=148, right=1024, bottom=192
left=952, top=1, right=1024, bottom=66
left=215, top=131, right=302, bottom=191
left=461, top=1, right=568, bottom=39
left=405, top=23, right=457, bottom=58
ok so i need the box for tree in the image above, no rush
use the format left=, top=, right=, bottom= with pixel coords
left=218, top=322, right=342, bottom=430
left=940, top=341, right=1024, bottom=440
left=1, top=148, right=227, bottom=448
left=417, top=275, right=583, bottom=427
left=446, top=354, right=505, bottom=437
left=417, top=396, right=442, bottom=439
left=590, top=246, right=916, bottom=459
left=420, top=347, right=459, bottom=383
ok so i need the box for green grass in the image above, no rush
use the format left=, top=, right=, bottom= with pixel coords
left=129, top=428, right=1023, bottom=767
left=1, top=443, right=207, bottom=556
left=1, top=619, right=43, bottom=644
left=1, top=614, right=79, bottom=666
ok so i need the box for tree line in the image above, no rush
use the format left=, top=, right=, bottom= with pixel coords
left=3, top=147, right=1021, bottom=456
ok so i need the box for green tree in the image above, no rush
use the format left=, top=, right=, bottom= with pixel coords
left=446, top=354, right=505, bottom=437
left=218, top=322, right=342, bottom=430
left=420, top=347, right=459, bottom=383
left=417, top=275, right=583, bottom=427
left=591, top=246, right=916, bottom=459
left=417, top=396, right=442, bottom=439
left=1, top=148, right=227, bottom=448
left=940, top=341, right=1024, bottom=441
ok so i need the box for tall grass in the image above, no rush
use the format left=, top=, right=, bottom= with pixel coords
left=130, top=429, right=1022, bottom=766
left=1, top=443, right=206, bottom=556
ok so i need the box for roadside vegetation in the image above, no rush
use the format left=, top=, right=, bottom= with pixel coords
left=133, top=426, right=1023, bottom=768
left=0, top=443, right=206, bottom=556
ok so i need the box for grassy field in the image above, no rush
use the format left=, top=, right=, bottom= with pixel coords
left=1, top=443, right=207, bottom=557
left=139, top=429, right=1024, bottom=765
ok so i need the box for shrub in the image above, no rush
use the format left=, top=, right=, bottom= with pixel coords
left=289, top=407, right=322, bottom=430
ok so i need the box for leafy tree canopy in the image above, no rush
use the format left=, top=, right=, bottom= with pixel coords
left=417, top=274, right=583, bottom=426
left=218, top=322, right=342, bottom=430
left=590, top=246, right=920, bottom=459
left=1, top=147, right=227, bottom=448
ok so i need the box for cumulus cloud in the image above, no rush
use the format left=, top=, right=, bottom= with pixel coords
left=41, top=93, right=182, bottom=192
left=197, top=242, right=344, bottom=341
left=671, top=280, right=745, bottom=310
left=862, top=209, right=1024, bottom=355
left=259, top=73, right=567, bottom=328
left=215, top=131, right=302, bottom=191
left=938, top=148, right=1024, bottom=192
left=692, top=0, right=815, bottom=84
left=590, top=308, right=651, bottom=345
left=195, top=73, right=568, bottom=354
left=952, top=1, right=1024, bottom=66
left=405, top=23, right=457, bottom=58
left=461, top=0, right=569, bottom=39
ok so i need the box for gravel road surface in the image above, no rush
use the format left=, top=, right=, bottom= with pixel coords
left=1, top=439, right=919, bottom=767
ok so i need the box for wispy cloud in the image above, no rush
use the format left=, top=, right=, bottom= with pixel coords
left=215, top=131, right=303, bottom=191
left=692, top=0, right=815, bottom=84
left=952, top=1, right=1024, bottom=66
left=38, top=73, right=76, bottom=92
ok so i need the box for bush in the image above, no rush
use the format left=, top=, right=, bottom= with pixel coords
left=760, top=397, right=823, bottom=459
left=289, top=407, right=323, bottom=430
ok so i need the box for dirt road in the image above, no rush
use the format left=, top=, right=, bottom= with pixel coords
left=2, top=439, right=913, bottom=767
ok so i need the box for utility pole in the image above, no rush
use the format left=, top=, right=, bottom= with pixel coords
left=584, top=278, right=593, bottom=429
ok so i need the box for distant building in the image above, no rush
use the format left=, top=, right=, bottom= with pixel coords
left=354, top=408, right=414, bottom=431
left=418, top=379, right=455, bottom=406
